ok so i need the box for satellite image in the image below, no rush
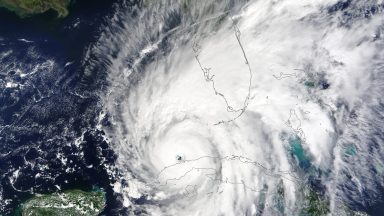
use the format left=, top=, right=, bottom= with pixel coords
left=0, top=0, right=383, bottom=215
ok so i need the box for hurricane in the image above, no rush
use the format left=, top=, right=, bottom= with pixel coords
left=85, top=0, right=384, bottom=215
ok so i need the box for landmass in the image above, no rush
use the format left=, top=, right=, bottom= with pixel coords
left=0, top=0, right=71, bottom=18
left=19, top=189, right=106, bottom=216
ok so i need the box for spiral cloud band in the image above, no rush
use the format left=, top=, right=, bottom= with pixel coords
left=89, top=0, right=384, bottom=215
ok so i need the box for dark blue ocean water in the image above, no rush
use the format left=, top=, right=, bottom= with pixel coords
left=0, top=1, right=130, bottom=215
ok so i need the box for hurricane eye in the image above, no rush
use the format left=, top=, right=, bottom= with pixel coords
left=176, top=155, right=183, bottom=161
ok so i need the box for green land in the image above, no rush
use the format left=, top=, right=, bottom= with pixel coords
left=19, top=189, right=106, bottom=216
left=0, top=0, right=71, bottom=18
left=301, top=188, right=329, bottom=216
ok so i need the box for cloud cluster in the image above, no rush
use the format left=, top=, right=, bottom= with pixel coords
left=95, top=0, right=384, bottom=215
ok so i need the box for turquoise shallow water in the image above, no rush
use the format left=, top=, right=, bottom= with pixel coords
left=289, top=137, right=311, bottom=170
left=344, top=145, right=357, bottom=156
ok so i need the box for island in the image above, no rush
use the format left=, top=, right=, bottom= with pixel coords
left=0, top=0, right=71, bottom=18
left=19, top=189, right=106, bottom=216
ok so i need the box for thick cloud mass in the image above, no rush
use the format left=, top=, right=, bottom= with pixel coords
left=92, top=0, right=384, bottom=215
